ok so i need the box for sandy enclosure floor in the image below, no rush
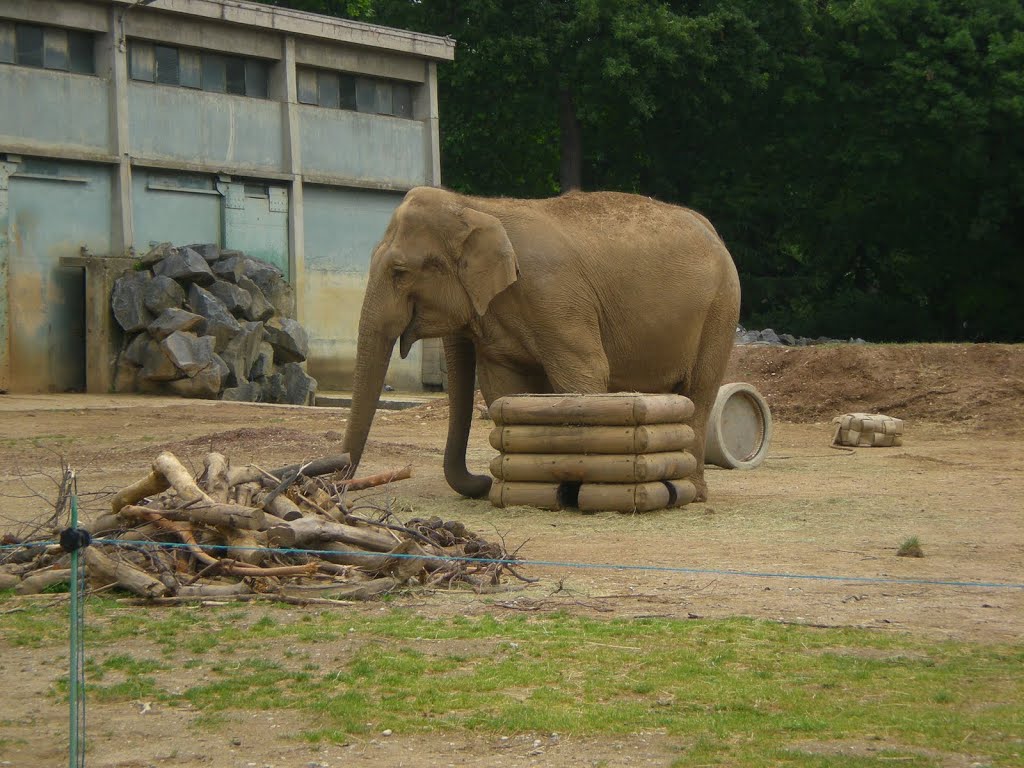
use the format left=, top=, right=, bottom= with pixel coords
left=1, top=343, right=1022, bottom=767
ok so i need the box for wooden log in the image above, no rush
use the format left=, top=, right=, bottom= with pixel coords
left=83, top=512, right=123, bottom=536
left=265, top=517, right=397, bottom=552
left=110, top=471, right=171, bottom=514
left=577, top=479, right=698, bottom=513
left=278, top=577, right=400, bottom=601
left=15, top=569, right=72, bottom=595
left=119, top=504, right=265, bottom=531
left=336, top=465, right=413, bottom=492
left=263, top=494, right=303, bottom=521
left=222, top=529, right=267, bottom=565
left=489, top=393, right=694, bottom=426
left=490, top=451, right=697, bottom=484
left=177, top=582, right=252, bottom=598
left=154, top=451, right=214, bottom=507
left=226, top=454, right=352, bottom=488
left=488, top=424, right=694, bottom=455
left=0, top=572, right=21, bottom=589
left=84, top=548, right=170, bottom=598
left=316, top=541, right=386, bottom=567
left=204, top=453, right=230, bottom=502
left=233, top=482, right=260, bottom=507
left=299, top=480, right=344, bottom=522
left=488, top=481, right=563, bottom=510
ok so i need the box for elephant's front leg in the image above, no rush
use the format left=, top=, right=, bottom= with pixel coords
left=442, top=336, right=491, bottom=498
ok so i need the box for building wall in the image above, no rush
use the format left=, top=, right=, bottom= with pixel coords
left=0, top=0, right=452, bottom=393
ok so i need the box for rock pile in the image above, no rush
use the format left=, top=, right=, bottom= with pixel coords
left=735, top=326, right=867, bottom=347
left=111, top=243, right=317, bottom=405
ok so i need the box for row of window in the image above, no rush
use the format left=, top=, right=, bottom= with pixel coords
left=1, top=21, right=418, bottom=119
left=129, top=41, right=271, bottom=99
left=0, top=21, right=95, bottom=74
left=298, top=68, right=414, bottom=119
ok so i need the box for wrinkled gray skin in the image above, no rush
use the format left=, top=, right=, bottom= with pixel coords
left=342, top=186, right=741, bottom=501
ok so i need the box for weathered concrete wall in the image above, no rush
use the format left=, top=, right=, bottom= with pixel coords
left=129, top=84, right=285, bottom=174
left=299, top=106, right=427, bottom=188
left=302, top=185, right=424, bottom=391
left=0, top=68, right=111, bottom=156
left=131, top=171, right=222, bottom=252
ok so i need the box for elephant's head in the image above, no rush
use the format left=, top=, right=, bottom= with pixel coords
left=342, top=187, right=520, bottom=480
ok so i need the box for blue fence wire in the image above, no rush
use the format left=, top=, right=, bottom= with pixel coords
left=3, top=536, right=1023, bottom=591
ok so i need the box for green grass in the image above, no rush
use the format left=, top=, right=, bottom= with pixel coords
left=2, top=597, right=1021, bottom=767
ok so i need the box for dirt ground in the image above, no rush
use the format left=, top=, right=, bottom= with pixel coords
left=1, top=342, right=1022, bottom=768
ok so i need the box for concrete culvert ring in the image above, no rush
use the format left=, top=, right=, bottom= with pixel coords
left=704, top=382, right=773, bottom=469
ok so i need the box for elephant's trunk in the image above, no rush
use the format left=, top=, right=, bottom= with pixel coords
left=342, top=326, right=396, bottom=473
left=443, top=336, right=492, bottom=498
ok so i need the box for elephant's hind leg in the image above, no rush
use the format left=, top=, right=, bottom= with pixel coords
left=678, top=312, right=738, bottom=503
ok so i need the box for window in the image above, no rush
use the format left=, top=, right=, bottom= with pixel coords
left=0, top=21, right=94, bottom=73
left=128, top=40, right=271, bottom=99
left=297, top=66, right=416, bottom=119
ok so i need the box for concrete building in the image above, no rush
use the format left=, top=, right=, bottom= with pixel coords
left=0, top=0, right=454, bottom=394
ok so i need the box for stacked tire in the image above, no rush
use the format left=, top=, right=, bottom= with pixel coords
left=487, top=394, right=698, bottom=514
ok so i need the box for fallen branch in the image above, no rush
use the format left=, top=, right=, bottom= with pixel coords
left=336, top=465, right=412, bottom=492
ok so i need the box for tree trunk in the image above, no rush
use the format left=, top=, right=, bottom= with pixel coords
left=442, top=336, right=491, bottom=498
left=559, top=87, right=582, bottom=193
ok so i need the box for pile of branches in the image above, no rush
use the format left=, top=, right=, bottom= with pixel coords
left=0, top=453, right=528, bottom=604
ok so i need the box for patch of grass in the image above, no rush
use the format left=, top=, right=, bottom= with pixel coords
left=898, top=536, right=925, bottom=557
left=2, top=597, right=1020, bottom=767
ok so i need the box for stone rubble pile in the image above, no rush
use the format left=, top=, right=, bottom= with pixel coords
left=111, top=243, right=317, bottom=405
left=735, top=326, right=867, bottom=347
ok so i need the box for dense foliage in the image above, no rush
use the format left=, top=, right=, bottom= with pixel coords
left=260, top=0, right=1024, bottom=341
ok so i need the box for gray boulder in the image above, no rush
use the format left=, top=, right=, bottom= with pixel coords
left=759, top=328, right=781, bottom=345
left=279, top=362, right=318, bottom=406
left=187, top=284, right=242, bottom=351
left=778, top=333, right=798, bottom=346
left=148, top=308, right=206, bottom=341
left=187, top=243, right=221, bottom=263
left=168, top=354, right=226, bottom=399
left=208, top=280, right=252, bottom=317
left=219, top=321, right=264, bottom=387
left=154, top=247, right=215, bottom=285
left=221, top=381, right=264, bottom=402
left=249, top=342, right=274, bottom=380
left=264, top=279, right=296, bottom=318
left=138, top=241, right=173, bottom=267
left=139, top=338, right=182, bottom=381
left=212, top=254, right=246, bottom=284
left=264, top=372, right=284, bottom=403
left=160, top=331, right=217, bottom=377
left=264, top=316, right=308, bottom=363
left=143, top=275, right=187, bottom=315
left=241, top=257, right=284, bottom=294
left=111, top=271, right=153, bottom=333
left=237, top=276, right=275, bottom=321
left=122, top=332, right=149, bottom=367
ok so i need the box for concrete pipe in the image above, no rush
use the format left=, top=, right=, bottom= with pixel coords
left=704, top=382, right=773, bottom=469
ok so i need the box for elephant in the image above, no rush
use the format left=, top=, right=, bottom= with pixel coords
left=342, top=186, right=741, bottom=502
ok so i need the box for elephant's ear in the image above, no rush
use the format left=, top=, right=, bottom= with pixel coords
left=457, top=208, right=520, bottom=316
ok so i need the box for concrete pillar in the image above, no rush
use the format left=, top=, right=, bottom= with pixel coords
left=281, top=35, right=306, bottom=326
left=0, top=161, right=15, bottom=392
left=107, top=7, right=134, bottom=256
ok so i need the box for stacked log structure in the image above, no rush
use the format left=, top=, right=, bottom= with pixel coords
left=488, top=394, right=699, bottom=513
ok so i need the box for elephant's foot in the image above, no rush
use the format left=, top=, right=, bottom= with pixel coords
left=446, top=470, right=493, bottom=499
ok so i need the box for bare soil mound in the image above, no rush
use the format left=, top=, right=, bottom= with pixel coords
left=727, top=343, right=1024, bottom=429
